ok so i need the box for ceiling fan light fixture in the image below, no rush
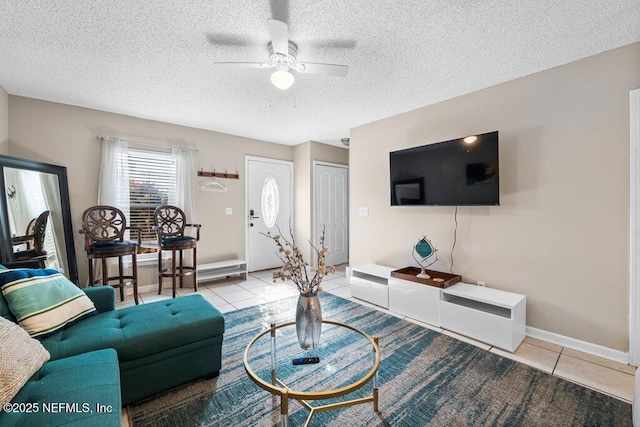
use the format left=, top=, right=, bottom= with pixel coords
left=270, top=69, right=294, bottom=90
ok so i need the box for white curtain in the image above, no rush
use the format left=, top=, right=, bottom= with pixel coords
left=4, top=168, right=26, bottom=236
left=630, top=89, right=640, bottom=366
left=170, top=147, right=197, bottom=266
left=94, top=136, right=130, bottom=280
left=40, top=172, right=64, bottom=272
left=98, top=136, right=130, bottom=215
left=171, top=146, right=196, bottom=225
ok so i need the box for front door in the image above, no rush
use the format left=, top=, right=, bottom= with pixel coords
left=247, top=157, right=293, bottom=272
left=314, top=163, right=348, bottom=266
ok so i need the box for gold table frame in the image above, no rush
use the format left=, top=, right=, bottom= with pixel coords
left=243, top=320, right=380, bottom=427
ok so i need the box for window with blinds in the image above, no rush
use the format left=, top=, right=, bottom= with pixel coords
left=128, top=148, right=176, bottom=241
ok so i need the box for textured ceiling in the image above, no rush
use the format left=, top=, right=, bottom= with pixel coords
left=0, top=1, right=638, bottom=146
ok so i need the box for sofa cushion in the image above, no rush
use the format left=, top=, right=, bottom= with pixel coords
left=0, top=317, right=50, bottom=405
left=0, top=269, right=96, bottom=338
left=82, top=286, right=116, bottom=313
left=0, top=349, right=121, bottom=427
left=0, top=289, right=16, bottom=322
left=42, top=294, right=224, bottom=362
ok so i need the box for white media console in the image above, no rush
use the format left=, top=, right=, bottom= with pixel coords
left=350, top=264, right=526, bottom=352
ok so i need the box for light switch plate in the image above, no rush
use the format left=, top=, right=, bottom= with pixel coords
left=225, top=208, right=232, bottom=215
left=359, top=207, right=369, bottom=216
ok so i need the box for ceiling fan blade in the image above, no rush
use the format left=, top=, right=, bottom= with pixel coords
left=206, top=33, right=255, bottom=47
left=297, top=62, right=349, bottom=77
left=267, top=18, right=289, bottom=56
left=269, top=0, right=289, bottom=24
left=212, top=62, right=273, bottom=69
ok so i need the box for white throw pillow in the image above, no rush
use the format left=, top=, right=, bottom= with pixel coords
left=0, top=316, right=50, bottom=405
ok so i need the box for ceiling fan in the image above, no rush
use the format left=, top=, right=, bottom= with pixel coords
left=212, top=19, right=349, bottom=90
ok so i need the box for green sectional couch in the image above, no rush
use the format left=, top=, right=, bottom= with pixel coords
left=0, top=285, right=225, bottom=426
left=1, top=349, right=122, bottom=427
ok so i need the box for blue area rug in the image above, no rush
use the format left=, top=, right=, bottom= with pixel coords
left=129, top=293, right=632, bottom=426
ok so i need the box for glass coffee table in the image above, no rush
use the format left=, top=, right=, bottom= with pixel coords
left=243, top=320, right=380, bottom=427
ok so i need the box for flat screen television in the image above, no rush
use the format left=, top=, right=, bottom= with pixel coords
left=390, top=131, right=499, bottom=206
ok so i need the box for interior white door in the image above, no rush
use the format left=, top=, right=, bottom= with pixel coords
left=314, top=163, right=348, bottom=266
left=247, top=158, right=293, bottom=272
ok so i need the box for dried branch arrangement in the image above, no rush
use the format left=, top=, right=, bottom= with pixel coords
left=262, top=224, right=336, bottom=296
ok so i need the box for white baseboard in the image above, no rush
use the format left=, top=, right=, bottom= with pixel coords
left=526, top=326, right=630, bottom=365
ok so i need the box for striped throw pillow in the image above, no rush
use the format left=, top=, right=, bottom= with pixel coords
left=0, top=269, right=96, bottom=339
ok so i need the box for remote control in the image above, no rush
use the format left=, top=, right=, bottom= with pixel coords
left=292, top=357, right=320, bottom=365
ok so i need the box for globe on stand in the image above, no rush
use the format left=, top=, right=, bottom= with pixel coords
left=412, top=236, right=438, bottom=279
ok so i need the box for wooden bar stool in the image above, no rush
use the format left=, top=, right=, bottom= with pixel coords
left=153, top=205, right=201, bottom=298
left=13, top=210, right=50, bottom=268
left=80, top=205, right=141, bottom=305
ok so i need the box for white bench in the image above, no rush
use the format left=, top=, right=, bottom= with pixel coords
left=197, top=259, right=247, bottom=283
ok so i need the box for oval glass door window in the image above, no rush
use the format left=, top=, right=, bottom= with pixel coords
left=261, top=175, right=280, bottom=228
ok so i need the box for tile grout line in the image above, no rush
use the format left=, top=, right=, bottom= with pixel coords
left=551, top=346, right=564, bottom=374
left=552, top=370, right=631, bottom=404
left=562, top=348, right=637, bottom=375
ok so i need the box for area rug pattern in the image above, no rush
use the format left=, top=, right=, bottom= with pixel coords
left=129, top=293, right=632, bottom=426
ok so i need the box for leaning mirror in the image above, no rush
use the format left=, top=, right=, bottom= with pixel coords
left=0, top=155, right=78, bottom=284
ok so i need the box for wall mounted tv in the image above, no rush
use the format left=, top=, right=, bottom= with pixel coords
left=390, top=131, right=499, bottom=206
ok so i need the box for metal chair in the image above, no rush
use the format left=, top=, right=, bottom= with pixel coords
left=153, top=205, right=201, bottom=298
left=14, top=210, right=50, bottom=268
left=80, top=205, right=141, bottom=304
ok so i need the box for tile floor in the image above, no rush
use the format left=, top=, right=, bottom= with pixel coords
left=118, top=264, right=635, bottom=425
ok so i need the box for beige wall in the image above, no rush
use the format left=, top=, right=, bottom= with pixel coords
left=0, top=84, right=8, bottom=155
left=293, top=141, right=349, bottom=261
left=350, top=42, right=640, bottom=351
left=310, top=141, right=349, bottom=166
left=8, top=96, right=293, bottom=285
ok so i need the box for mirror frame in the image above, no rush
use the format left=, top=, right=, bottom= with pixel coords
left=0, top=155, right=79, bottom=284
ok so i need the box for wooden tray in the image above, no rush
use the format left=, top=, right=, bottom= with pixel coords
left=391, top=267, right=462, bottom=289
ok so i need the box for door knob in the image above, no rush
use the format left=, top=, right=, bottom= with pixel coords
left=249, top=209, right=260, bottom=220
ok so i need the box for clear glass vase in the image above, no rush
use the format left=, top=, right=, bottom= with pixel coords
left=296, top=294, right=322, bottom=349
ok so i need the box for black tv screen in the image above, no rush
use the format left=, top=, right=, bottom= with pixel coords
left=390, top=131, right=499, bottom=206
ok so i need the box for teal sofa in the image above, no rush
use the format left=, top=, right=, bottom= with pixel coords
left=1, top=349, right=122, bottom=427
left=0, top=285, right=225, bottom=426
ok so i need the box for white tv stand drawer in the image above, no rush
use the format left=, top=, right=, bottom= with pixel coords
left=389, top=278, right=441, bottom=327
left=350, top=264, right=394, bottom=309
left=441, top=283, right=526, bottom=352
